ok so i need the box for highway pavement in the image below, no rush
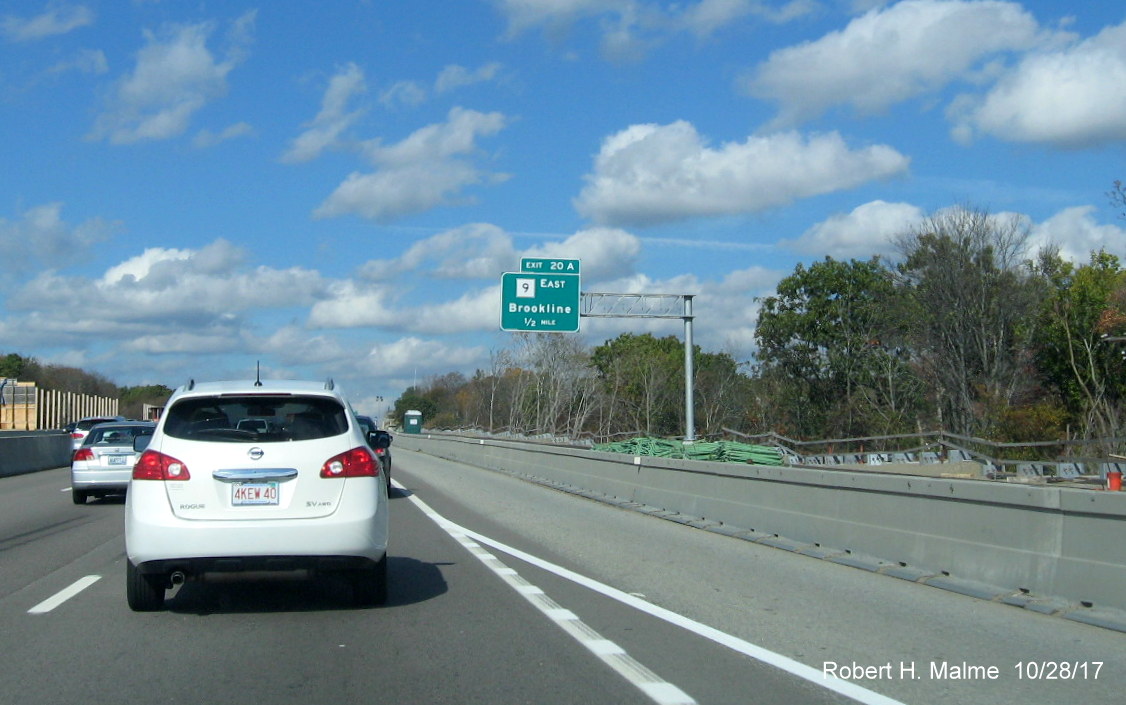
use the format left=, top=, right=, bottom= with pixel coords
left=1, top=449, right=1122, bottom=704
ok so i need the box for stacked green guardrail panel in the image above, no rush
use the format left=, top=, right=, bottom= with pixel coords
left=594, top=437, right=783, bottom=466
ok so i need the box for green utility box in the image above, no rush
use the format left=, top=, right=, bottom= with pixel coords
left=403, top=410, right=423, bottom=434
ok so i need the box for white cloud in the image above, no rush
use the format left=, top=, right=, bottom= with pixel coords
left=313, top=224, right=643, bottom=333
left=101, top=246, right=195, bottom=286
left=574, top=121, right=909, bottom=226
left=674, top=0, right=815, bottom=37
left=365, top=337, right=487, bottom=377
left=314, top=107, right=510, bottom=222
left=379, top=80, right=427, bottom=108
left=192, top=121, right=254, bottom=148
left=89, top=12, right=255, bottom=144
left=357, top=223, right=641, bottom=284
left=1, top=3, right=93, bottom=42
left=1028, top=206, right=1126, bottom=264
left=762, top=0, right=820, bottom=23
left=262, top=325, right=352, bottom=366
left=364, top=107, right=508, bottom=165
left=48, top=48, right=108, bottom=75
left=315, top=163, right=487, bottom=222
left=675, top=0, right=754, bottom=36
left=11, top=240, right=325, bottom=332
left=578, top=266, right=782, bottom=358
left=745, top=0, right=1041, bottom=125
left=492, top=0, right=622, bottom=37
left=782, top=202, right=1126, bottom=268
left=411, top=286, right=504, bottom=334
left=0, top=202, right=116, bottom=276
left=307, top=279, right=501, bottom=335
left=705, top=265, right=784, bottom=353
left=361, top=223, right=517, bottom=281
left=377, top=62, right=503, bottom=109
left=435, top=62, right=504, bottom=93
left=281, top=63, right=367, bottom=163
left=306, top=281, right=402, bottom=330
left=123, top=329, right=249, bottom=355
left=523, top=227, right=641, bottom=281
left=849, top=0, right=891, bottom=11
left=784, top=200, right=925, bottom=258
left=949, top=22, right=1126, bottom=148
left=492, top=0, right=803, bottom=59
left=495, top=0, right=806, bottom=38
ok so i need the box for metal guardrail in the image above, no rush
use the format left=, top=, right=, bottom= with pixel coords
left=446, top=426, right=1125, bottom=483
left=724, top=428, right=1126, bottom=479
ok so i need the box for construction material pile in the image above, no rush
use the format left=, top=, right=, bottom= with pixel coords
left=594, top=437, right=784, bottom=466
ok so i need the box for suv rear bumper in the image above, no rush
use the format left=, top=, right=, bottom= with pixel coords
left=125, top=481, right=388, bottom=566
left=133, top=554, right=381, bottom=576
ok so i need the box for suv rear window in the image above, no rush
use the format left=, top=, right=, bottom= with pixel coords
left=163, top=395, right=348, bottom=443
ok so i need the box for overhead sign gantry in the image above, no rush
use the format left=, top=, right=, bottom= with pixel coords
left=500, top=258, right=581, bottom=332
left=497, top=258, right=698, bottom=441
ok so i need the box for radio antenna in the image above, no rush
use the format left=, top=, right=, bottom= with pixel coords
left=254, top=361, right=263, bottom=387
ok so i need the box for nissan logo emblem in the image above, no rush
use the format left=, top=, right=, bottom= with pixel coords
left=248, top=447, right=264, bottom=460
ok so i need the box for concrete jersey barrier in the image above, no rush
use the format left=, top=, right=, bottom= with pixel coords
left=397, top=433, right=1126, bottom=615
left=0, top=431, right=73, bottom=477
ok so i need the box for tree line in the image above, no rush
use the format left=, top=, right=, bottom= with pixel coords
left=0, top=353, right=172, bottom=420
left=5, top=190, right=1124, bottom=452
left=394, top=200, right=1126, bottom=455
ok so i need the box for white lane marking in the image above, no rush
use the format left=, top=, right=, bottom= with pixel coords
left=395, top=481, right=908, bottom=705
left=28, top=575, right=101, bottom=614
left=403, top=488, right=697, bottom=705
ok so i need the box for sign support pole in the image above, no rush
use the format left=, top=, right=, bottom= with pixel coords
left=683, top=295, right=695, bottom=442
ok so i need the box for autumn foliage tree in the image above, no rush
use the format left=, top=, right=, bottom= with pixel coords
left=894, top=207, right=1041, bottom=436
left=1035, top=249, right=1126, bottom=445
left=755, top=256, right=926, bottom=439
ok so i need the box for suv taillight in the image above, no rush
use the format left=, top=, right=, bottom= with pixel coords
left=321, top=447, right=378, bottom=478
left=73, top=448, right=94, bottom=462
left=133, top=450, right=191, bottom=481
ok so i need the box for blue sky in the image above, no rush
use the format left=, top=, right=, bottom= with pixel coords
left=2, top=0, right=1125, bottom=416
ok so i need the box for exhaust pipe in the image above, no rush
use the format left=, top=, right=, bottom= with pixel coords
left=169, top=570, right=187, bottom=587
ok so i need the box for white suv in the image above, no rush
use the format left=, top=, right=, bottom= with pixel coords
left=124, top=379, right=389, bottom=610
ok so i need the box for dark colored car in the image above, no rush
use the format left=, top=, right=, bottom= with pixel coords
left=69, top=415, right=127, bottom=449
left=357, top=415, right=392, bottom=490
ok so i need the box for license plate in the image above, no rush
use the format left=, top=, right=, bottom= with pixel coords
left=232, top=481, right=280, bottom=506
left=108, top=455, right=129, bottom=465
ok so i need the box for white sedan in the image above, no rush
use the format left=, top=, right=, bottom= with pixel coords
left=70, top=421, right=155, bottom=504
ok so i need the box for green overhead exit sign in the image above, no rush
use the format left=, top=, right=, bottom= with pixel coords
left=500, top=271, right=580, bottom=332
left=520, top=258, right=581, bottom=274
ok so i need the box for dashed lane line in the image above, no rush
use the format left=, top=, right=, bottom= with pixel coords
left=27, top=575, right=101, bottom=614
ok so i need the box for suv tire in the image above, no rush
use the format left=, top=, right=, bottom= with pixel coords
left=352, top=554, right=388, bottom=607
left=127, top=560, right=166, bottom=611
